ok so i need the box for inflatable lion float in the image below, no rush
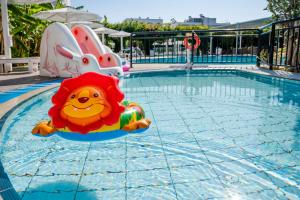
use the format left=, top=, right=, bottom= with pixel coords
left=32, top=72, right=151, bottom=140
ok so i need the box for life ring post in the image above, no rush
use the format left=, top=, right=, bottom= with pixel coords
left=191, top=31, right=195, bottom=64
left=183, top=31, right=201, bottom=66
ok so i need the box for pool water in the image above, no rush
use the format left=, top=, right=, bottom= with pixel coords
left=133, top=55, right=256, bottom=64
left=1, top=70, right=300, bottom=200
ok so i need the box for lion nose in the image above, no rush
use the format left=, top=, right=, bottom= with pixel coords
left=78, top=97, right=89, bottom=103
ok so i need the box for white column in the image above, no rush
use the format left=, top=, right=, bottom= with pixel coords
left=63, top=0, right=71, bottom=6
left=235, top=32, right=239, bottom=55
left=165, top=40, right=168, bottom=56
left=102, top=34, right=105, bottom=45
left=120, top=37, right=124, bottom=52
left=210, top=33, right=213, bottom=55
left=1, top=0, right=12, bottom=72
left=239, top=32, right=242, bottom=49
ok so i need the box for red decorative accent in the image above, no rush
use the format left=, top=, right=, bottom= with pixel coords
left=74, top=29, right=78, bottom=35
left=183, top=34, right=201, bottom=50
left=49, top=72, right=125, bottom=134
left=82, top=57, right=89, bottom=65
left=99, top=56, right=103, bottom=62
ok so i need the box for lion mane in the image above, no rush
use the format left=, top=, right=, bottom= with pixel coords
left=49, top=72, right=125, bottom=134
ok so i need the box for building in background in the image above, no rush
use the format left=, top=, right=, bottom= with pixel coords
left=171, top=14, right=230, bottom=27
left=124, top=17, right=163, bottom=24
left=218, top=17, right=272, bottom=29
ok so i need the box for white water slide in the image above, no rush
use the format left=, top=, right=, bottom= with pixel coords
left=40, top=22, right=124, bottom=77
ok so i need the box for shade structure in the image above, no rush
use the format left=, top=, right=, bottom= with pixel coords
left=94, top=27, right=118, bottom=45
left=1, top=0, right=54, bottom=72
left=32, top=7, right=102, bottom=28
left=109, top=31, right=131, bottom=53
left=70, top=21, right=103, bottom=29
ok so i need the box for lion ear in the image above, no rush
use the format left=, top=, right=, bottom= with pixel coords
left=99, top=102, right=112, bottom=118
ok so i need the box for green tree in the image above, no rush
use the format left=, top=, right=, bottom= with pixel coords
left=0, top=0, right=64, bottom=57
left=266, top=0, right=300, bottom=20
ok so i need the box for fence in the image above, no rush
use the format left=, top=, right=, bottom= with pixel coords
left=258, top=17, right=300, bottom=71
left=129, top=17, right=300, bottom=71
left=130, top=29, right=260, bottom=66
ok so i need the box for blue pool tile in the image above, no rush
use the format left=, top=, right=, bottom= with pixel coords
left=37, top=160, right=84, bottom=175
left=219, top=171, right=280, bottom=196
left=28, top=175, right=80, bottom=192
left=204, top=149, right=242, bottom=164
left=175, top=179, right=226, bottom=200
left=213, top=159, right=261, bottom=177
left=244, top=189, right=286, bottom=200
left=153, top=114, right=182, bottom=121
left=280, top=139, right=300, bottom=153
left=9, top=176, right=32, bottom=193
left=242, top=142, right=285, bottom=157
left=75, top=189, right=125, bottom=200
left=4, top=160, right=41, bottom=176
left=126, top=143, right=164, bottom=158
left=79, top=172, right=125, bottom=190
left=84, top=158, right=125, bottom=174
left=22, top=191, right=75, bottom=200
left=155, top=119, right=186, bottom=128
left=291, top=150, right=300, bottom=160
left=87, top=148, right=125, bottom=160
left=170, top=164, right=217, bottom=183
left=166, top=152, right=208, bottom=168
left=280, top=185, right=300, bottom=199
left=127, top=168, right=171, bottom=188
left=197, top=138, right=236, bottom=151
left=127, top=155, right=167, bottom=171
left=158, top=125, right=190, bottom=134
left=271, top=166, right=300, bottom=186
left=126, top=134, right=161, bottom=144
left=160, top=132, right=196, bottom=144
left=127, top=185, right=177, bottom=200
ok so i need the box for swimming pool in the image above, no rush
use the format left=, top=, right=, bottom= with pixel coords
left=133, top=55, right=256, bottom=64
left=1, top=69, right=300, bottom=199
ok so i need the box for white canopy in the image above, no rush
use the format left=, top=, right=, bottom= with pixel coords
left=94, top=27, right=118, bottom=45
left=32, top=7, right=102, bottom=27
left=109, top=31, right=130, bottom=53
left=70, top=21, right=103, bottom=29
left=1, top=0, right=54, bottom=72
left=109, top=31, right=131, bottom=38
left=94, top=27, right=117, bottom=34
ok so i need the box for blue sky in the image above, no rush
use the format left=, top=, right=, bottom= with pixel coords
left=71, top=0, right=271, bottom=24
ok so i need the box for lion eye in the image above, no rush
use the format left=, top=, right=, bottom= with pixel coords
left=93, top=93, right=99, bottom=98
left=71, top=94, right=76, bottom=99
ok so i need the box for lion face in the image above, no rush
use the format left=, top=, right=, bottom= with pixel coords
left=60, top=86, right=112, bottom=126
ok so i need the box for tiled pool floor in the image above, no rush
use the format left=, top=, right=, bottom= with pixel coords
left=1, top=70, right=300, bottom=199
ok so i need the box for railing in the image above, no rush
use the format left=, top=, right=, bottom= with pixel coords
left=129, top=16, right=300, bottom=71
left=130, top=29, right=260, bottom=66
left=258, top=17, right=300, bottom=71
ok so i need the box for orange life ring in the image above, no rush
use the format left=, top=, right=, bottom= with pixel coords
left=184, top=34, right=201, bottom=50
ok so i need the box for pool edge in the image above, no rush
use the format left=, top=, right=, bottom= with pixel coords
left=0, top=83, right=59, bottom=120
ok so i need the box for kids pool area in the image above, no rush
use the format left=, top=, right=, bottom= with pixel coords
left=0, top=69, right=300, bottom=199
